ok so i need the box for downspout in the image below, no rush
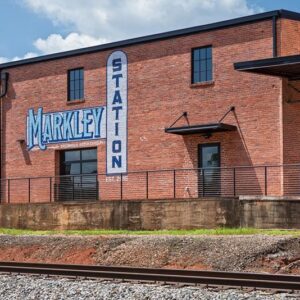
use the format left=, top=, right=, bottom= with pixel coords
left=0, top=72, right=8, bottom=98
left=272, top=15, right=278, bottom=57
left=0, top=71, right=9, bottom=203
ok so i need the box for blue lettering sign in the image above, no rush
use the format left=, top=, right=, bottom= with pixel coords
left=27, top=108, right=45, bottom=150
left=107, top=50, right=128, bottom=175
left=26, top=106, right=106, bottom=150
left=112, top=156, right=122, bottom=168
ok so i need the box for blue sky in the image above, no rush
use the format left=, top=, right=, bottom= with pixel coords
left=0, top=0, right=299, bottom=63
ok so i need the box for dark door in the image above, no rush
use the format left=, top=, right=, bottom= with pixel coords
left=198, top=143, right=221, bottom=196
left=57, top=148, right=98, bottom=201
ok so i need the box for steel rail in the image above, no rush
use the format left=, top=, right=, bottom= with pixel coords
left=0, top=262, right=299, bottom=291
left=0, top=262, right=299, bottom=282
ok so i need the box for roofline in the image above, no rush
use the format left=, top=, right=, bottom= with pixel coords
left=1, top=9, right=299, bottom=70
left=234, top=54, right=300, bottom=71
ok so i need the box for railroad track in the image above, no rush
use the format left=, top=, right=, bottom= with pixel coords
left=0, top=262, right=299, bottom=292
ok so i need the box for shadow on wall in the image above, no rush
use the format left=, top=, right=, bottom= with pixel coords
left=182, top=110, right=265, bottom=197
left=19, top=140, right=31, bottom=165
left=1, top=86, right=13, bottom=179
left=2, top=84, right=32, bottom=169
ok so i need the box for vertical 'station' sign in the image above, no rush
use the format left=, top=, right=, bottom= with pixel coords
left=106, top=50, right=128, bottom=175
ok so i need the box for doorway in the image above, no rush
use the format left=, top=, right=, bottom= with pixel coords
left=56, top=148, right=98, bottom=201
left=198, top=143, right=221, bottom=196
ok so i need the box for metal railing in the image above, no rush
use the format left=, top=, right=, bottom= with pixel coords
left=1, top=164, right=300, bottom=204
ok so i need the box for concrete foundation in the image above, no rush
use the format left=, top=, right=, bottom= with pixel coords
left=0, top=198, right=239, bottom=230
left=0, top=197, right=300, bottom=230
left=240, top=198, right=300, bottom=229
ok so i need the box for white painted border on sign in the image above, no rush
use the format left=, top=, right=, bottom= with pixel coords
left=106, top=50, right=128, bottom=175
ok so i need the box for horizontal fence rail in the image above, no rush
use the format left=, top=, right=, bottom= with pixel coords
left=1, top=164, right=300, bottom=203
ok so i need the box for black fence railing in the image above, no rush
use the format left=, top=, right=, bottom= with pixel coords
left=1, top=164, right=300, bottom=204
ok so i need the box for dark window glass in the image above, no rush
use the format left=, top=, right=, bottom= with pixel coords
left=82, top=162, right=97, bottom=174
left=201, top=145, right=220, bottom=168
left=64, top=150, right=80, bottom=162
left=79, top=89, right=84, bottom=99
left=206, top=70, right=212, bottom=81
left=192, top=46, right=212, bottom=83
left=65, top=162, right=81, bottom=175
left=75, top=90, right=80, bottom=100
left=82, top=149, right=97, bottom=160
left=60, top=148, right=97, bottom=176
left=68, top=68, right=84, bottom=101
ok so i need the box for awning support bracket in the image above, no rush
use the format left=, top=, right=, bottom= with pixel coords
left=218, top=106, right=235, bottom=123
left=287, top=83, right=300, bottom=103
left=168, top=111, right=189, bottom=128
left=288, top=83, right=300, bottom=93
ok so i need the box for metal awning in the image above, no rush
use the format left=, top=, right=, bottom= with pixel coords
left=165, top=123, right=237, bottom=135
left=234, top=55, right=300, bottom=79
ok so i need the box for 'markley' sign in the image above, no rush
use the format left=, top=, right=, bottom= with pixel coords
left=26, top=50, right=128, bottom=175
left=26, top=106, right=106, bottom=150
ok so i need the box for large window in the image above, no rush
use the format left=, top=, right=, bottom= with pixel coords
left=192, top=46, right=212, bottom=84
left=60, top=148, right=97, bottom=180
left=68, top=68, right=84, bottom=101
left=58, top=148, right=98, bottom=201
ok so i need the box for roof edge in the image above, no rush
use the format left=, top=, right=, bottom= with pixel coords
left=279, top=9, right=300, bottom=21
left=234, top=54, right=300, bottom=71
left=1, top=9, right=299, bottom=70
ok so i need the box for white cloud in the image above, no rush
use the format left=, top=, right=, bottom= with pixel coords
left=34, top=33, right=107, bottom=54
left=0, top=52, right=38, bottom=64
left=0, top=34, right=106, bottom=63
left=0, top=57, right=8, bottom=64
left=24, top=0, right=262, bottom=41
left=1, top=0, right=263, bottom=63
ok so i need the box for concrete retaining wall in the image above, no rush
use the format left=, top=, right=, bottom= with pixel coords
left=240, top=197, right=300, bottom=229
left=1, top=197, right=300, bottom=230
left=0, top=198, right=239, bottom=230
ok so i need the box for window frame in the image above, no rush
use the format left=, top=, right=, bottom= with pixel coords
left=60, top=147, right=97, bottom=176
left=67, top=68, right=84, bottom=102
left=198, top=143, right=221, bottom=169
left=191, top=45, right=213, bottom=84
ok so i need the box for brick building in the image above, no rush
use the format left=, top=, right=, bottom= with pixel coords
left=1, top=9, right=300, bottom=203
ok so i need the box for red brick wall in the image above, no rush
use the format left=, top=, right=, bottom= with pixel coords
left=280, top=16, right=300, bottom=167
left=282, top=79, right=300, bottom=195
left=282, top=79, right=300, bottom=164
left=278, top=18, right=300, bottom=56
left=280, top=17, right=300, bottom=195
left=1, top=19, right=287, bottom=201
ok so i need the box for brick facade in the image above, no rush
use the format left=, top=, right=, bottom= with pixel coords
left=1, top=12, right=300, bottom=202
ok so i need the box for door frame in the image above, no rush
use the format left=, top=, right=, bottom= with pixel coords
left=198, top=142, right=221, bottom=197
left=198, top=143, right=221, bottom=169
left=58, top=147, right=99, bottom=201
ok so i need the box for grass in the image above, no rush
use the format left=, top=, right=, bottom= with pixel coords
left=0, top=227, right=299, bottom=236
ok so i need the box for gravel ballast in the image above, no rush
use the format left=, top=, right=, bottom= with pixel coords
left=0, top=274, right=297, bottom=300
left=0, top=235, right=300, bottom=273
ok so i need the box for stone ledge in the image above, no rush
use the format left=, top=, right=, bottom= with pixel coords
left=239, top=195, right=300, bottom=201
left=0, top=197, right=239, bottom=206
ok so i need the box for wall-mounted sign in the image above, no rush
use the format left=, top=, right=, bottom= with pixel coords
left=106, top=50, right=128, bottom=175
left=27, top=106, right=106, bottom=151
left=26, top=50, right=128, bottom=175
